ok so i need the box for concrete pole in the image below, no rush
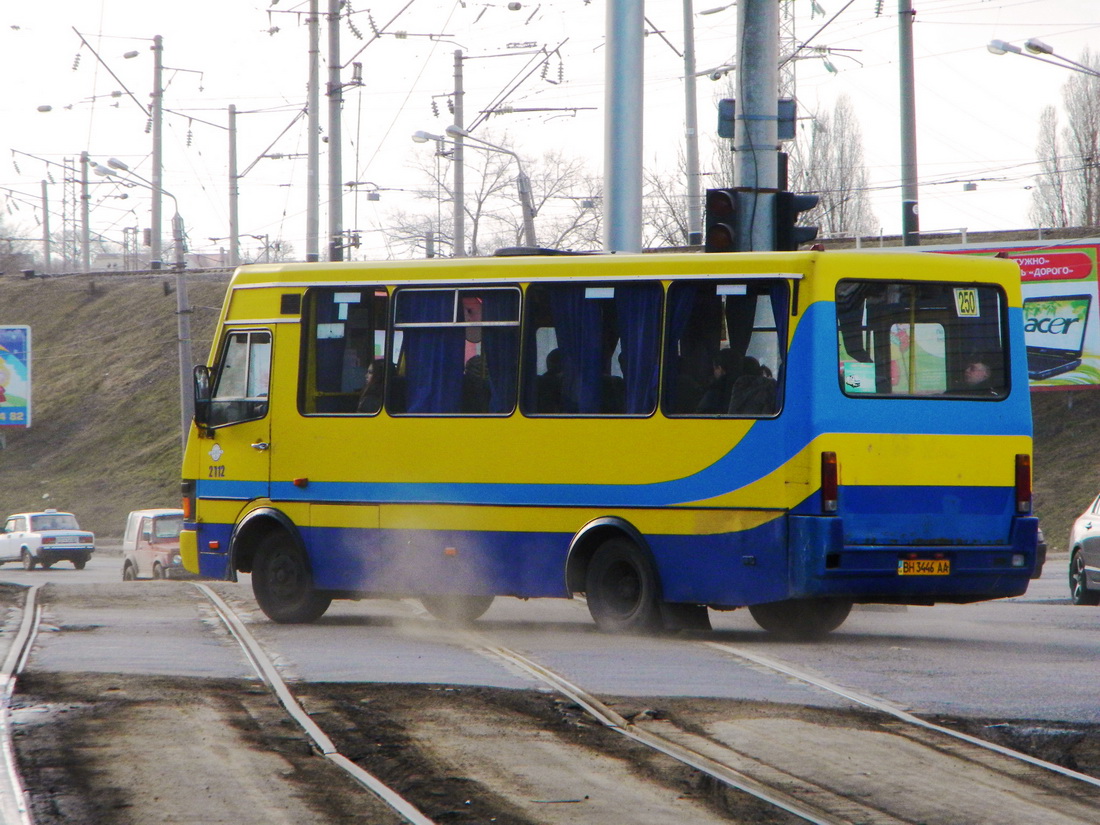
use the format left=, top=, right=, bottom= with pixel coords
left=228, top=105, right=240, bottom=267
left=517, top=170, right=538, bottom=247
left=453, top=50, right=466, bottom=257
left=604, top=0, right=644, bottom=253
left=327, top=0, right=344, bottom=261
left=682, top=0, right=703, bottom=246
left=306, top=0, right=321, bottom=261
left=735, top=0, right=779, bottom=251
left=899, top=0, right=920, bottom=245
left=151, top=35, right=164, bottom=270
left=79, top=151, right=90, bottom=271
left=40, top=181, right=51, bottom=271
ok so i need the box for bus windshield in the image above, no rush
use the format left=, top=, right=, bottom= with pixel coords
left=837, top=280, right=1008, bottom=399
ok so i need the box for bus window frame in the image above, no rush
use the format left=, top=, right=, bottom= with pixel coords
left=205, top=328, right=272, bottom=428
left=836, top=279, right=1010, bottom=401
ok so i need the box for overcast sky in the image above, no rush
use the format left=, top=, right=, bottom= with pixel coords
left=0, top=0, right=1097, bottom=262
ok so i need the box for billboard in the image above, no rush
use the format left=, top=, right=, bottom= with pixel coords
left=941, top=243, right=1100, bottom=390
left=0, top=326, right=31, bottom=427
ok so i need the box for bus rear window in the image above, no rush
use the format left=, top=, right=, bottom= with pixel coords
left=837, top=280, right=1007, bottom=399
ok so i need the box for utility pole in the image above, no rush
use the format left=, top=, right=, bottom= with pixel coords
left=682, top=0, right=702, bottom=246
left=735, top=0, right=779, bottom=250
left=228, top=105, right=240, bottom=267
left=306, top=0, right=321, bottom=261
left=151, top=35, right=164, bottom=270
left=604, top=0, right=644, bottom=252
left=79, top=151, right=91, bottom=271
left=40, top=181, right=51, bottom=271
left=899, top=0, right=920, bottom=245
left=327, top=0, right=344, bottom=261
left=453, top=50, right=466, bottom=257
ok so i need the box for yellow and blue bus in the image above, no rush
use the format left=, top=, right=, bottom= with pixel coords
left=181, top=250, right=1039, bottom=637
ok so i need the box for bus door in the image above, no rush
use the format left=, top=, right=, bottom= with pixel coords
left=198, top=328, right=273, bottom=507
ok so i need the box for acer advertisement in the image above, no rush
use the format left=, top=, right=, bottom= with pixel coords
left=945, top=243, right=1100, bottom=390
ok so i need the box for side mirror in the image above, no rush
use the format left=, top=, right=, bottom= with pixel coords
left=193, top=364, right=212, bottom=427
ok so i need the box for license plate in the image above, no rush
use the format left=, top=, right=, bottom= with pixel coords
left=897, top=559, right=950, bottom=576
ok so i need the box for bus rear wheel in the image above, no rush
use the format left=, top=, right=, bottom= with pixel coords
left=251, top=531, right=332, bottom=624
left=748, top=598, right=852, bottom=639
left=420, top=595, right=495, bottom=624
left=585, top=538, right=662, bottom=634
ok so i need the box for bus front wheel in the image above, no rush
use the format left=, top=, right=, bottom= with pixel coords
left=251, top=531, right=332, bottom=624
left=420, top=595, right=495, bottom=624
left=585, top=538, right=662, bottom=634
left=748, top=598, right=852, bottom=639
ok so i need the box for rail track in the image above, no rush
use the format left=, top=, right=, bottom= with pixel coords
left=3, top=582, right=1099, bottom=824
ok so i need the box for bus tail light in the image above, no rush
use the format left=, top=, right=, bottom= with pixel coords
left=1015, top=454, right=1032, bottom=514
left=181, top=479, right=196, bottom=520
left=821, top=451, right=839, bottom=513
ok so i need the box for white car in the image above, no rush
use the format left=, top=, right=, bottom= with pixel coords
left=1069, top=495, right=1100, bottom=606
left=0, top=509, right=95, bottom=570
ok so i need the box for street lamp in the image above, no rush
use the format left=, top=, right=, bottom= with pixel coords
left=443, top=125, right=537, bottom=248
left=988, top=38, right=1100, bottom=78
left=93, top=157, right=193, bottom=450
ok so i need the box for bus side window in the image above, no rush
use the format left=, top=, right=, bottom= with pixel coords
left=392, top=287, right=519, bottom=416
left=300, top=288, right=387, bottom=415
left=521, top=281, right=661, bottom=416
left=208, top=330, right=271, bottom=427
left=662, top=281, right=787, bottom=417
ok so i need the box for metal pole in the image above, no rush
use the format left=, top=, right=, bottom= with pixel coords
left=453, top=50, right=465, bottom=257
left=327, top=0, right=343, bottom=261
left=40, top=181, right=51, bottom=271
left=899, top=0, right=920, bottom=246
left=735, top=0, right=779, bottom=250
left=517, top=170, right=537, bottom=247
left=228, top=105, right=240, bottom=267
left=682, top=0, right=703, bottom=246
left=171, top=210, right=193, bottom=449
left=79, top=152, right=90, bottom=271
left=306, top=0, right=321, bottom=261
left=151, top=35, right=164, bottom=270
left=604, top=0, right=644, bottom=252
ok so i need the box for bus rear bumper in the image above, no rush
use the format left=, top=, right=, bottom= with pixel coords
left=789, top=514, right=1039, bottom=604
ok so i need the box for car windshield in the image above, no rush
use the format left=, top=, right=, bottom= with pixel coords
left=30, top=514, right=80, bottom=531
left=154, top=516, right=183, bottom=539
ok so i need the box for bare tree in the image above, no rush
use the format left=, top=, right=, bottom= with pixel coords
left=1030, top=49, right=1100, bottom=229
left=789, top=94, right=878, bottom=238
left=389, top=136, right=603, bottom=257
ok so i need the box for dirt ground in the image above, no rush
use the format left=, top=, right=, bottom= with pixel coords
left=9, top=672, right=1100, bottom=825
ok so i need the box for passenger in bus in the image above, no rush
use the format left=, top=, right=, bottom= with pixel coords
left=357, top=358, right=384, bottom=413
left=461, top=355, right=491, bottom=413
left=959, top=357, right=997, bottom=395
left=695, top=349, right=741, bottom=414
left=536, top=348, right=565, bottom=413
left=728, top=356, right=778, bottom=415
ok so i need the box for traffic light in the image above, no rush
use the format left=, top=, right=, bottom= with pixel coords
left=704, top=188, right=741, bottom=253
left=774, top=190, right=820, bottom=251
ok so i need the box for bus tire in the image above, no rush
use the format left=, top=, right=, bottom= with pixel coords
left=585, top=537, right=662, bottom=634
left=1070, top=551, right=1100, bottom=606
left=748, top=598, right=852, bottom=639
left=251, top=531, right=332, bottom=624
left=420, top=595, right=495, bottom=624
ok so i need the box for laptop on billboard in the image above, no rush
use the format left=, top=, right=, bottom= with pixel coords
left=1023, top=294, right=1091, bottom=379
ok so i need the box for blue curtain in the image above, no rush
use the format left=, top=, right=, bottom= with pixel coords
left=662, top=284, right=699, bottom=413
left=549, top=286, right=604, bottom=413
left=481, top=290, right=519, bottom=414
left=399, top=291, right=465, bottom=414
left=313, top=291, right=347, bottom=395
left=615, top=283, right=661, bottom=414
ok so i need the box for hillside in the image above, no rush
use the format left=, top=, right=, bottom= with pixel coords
left=0, top=271, right=1094, bottom=558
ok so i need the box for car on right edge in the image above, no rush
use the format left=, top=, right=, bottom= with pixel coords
left=1068, top=494, right=1100, bottom=606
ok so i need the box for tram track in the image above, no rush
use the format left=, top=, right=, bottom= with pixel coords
left=4, top=582, right=1100, bottom=824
